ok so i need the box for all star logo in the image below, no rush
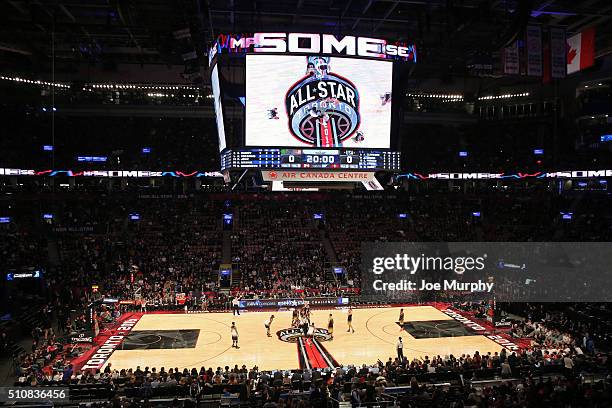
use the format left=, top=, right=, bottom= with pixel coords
left=276, top=327, right=333, bottom=343
left=285, top=56, right=360, bottom=147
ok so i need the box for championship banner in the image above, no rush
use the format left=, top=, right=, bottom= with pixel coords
left=550, top=28, right=566, bottom=78
left=526, top=25, right=543, bottom=76
left=503, top=41, right=520, bottom=75
left=261, top=170, right=375, bottom=182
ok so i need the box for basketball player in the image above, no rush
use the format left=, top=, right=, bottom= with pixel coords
left=399, top=308, right=405, bottom=327
left=292, top=309, right=299, bottom=327
left=304, top=301, right=311, bottom=320
left=307, top=321, right=316, bottom=337
left=264, top=315, right=275, bottom=337
left=347, top=307, right=355, bottom=333
left=301, top=316, right=309, bottom=336
left=327, top=314, right=334, bottom=339
left=231, top=322, right=239, bottom=349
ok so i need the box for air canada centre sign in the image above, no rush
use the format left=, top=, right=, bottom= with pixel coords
left=262, top=170, right=375, bottom=182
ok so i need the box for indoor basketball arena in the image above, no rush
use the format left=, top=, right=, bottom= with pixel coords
left=0, top=1, right=611, bottom=407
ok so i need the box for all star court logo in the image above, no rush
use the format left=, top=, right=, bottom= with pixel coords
left=285, top=56, right=360, bottom=147
left=276, top=327, right=333, bottom=343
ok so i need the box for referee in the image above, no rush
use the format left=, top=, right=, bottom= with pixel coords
left=232, top=297, right=240, bottom=316
left=396, top=337, right=404, bottom=361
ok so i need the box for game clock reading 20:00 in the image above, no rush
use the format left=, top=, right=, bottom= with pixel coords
left=282, top=150, right=351, bottom=168
left=279, top=149, right=397, bottom=169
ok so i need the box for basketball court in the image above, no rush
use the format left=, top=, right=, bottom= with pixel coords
left=102, top=306, right=504, bottom=371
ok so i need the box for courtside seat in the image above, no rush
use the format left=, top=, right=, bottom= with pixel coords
left=113, top=376, right=130, bottom=386
left=425, top=371, right=459, bottom=382
left=471, top=368, right=500, bottom=379
left=155, top=385, right=188, bottom=397
left=414, top=397, right=434, bottom=407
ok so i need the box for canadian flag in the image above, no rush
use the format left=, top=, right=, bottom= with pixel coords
left=567, top=27, right=595, bottom=74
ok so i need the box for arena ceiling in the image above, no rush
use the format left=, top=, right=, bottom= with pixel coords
left=1, top=0, right=611, bottom=79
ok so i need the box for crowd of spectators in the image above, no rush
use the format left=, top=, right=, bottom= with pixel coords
left=2, top=190, right=610, bottom=308
left=505, top=303, right=611, bottom=355
left=51, top=196, right=223, bottom=304
left=231, top=199, right=332, bottom=294
left=13, top=342, right=611, bottom=407
left=1, top=188, right=610, bottom=406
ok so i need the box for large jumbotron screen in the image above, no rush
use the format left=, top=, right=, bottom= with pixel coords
left=245, top=55, right=393, bottom=149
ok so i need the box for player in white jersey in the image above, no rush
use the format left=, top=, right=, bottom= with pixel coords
left=264, top=315, right=275, bottom=337
left=307, top=321, right=316, bottom=337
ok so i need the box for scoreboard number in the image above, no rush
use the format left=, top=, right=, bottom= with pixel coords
left=306, top=155, right=335, bottom=164
left=341, top=154, right=359, bottom=165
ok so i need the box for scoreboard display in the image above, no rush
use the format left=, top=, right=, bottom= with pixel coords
left=246, top=55, right=392, bottom=149
left=221, top=148, right=400, bottom=171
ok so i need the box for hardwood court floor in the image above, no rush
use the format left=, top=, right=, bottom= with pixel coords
left=103, top=306, right=503, bottom=371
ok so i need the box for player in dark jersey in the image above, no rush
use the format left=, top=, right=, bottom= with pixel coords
left=328, top=314, right=334, bottom=339
left=301, top=318, right=309, bottom=337
left=231, top=322, right=239, bottom=349
left=347, top=307, right=355, bottom=333
left=292, top=309, right=299, bottom=327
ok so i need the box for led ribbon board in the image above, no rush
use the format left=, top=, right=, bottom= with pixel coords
left=210, top=33, right=417, bottom=62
